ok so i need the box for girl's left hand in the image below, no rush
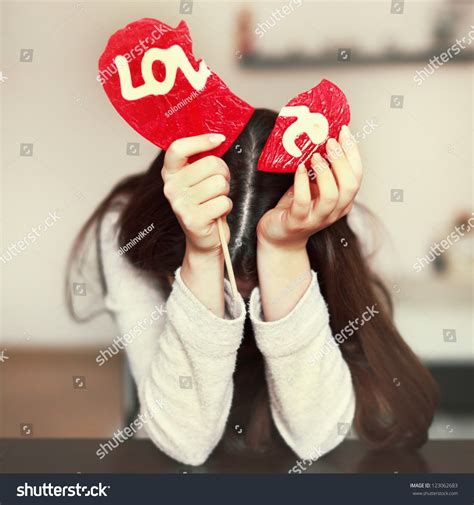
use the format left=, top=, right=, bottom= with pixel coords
left=256, top=125, right=363, bottom=250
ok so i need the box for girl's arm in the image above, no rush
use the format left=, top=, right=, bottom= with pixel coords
left=98, top=134, right=245, bottom=465
left=163, top=133, right=234, bottom=318
left=256, top=126, right=362, bottom=322
left=100, top=209, right=246, bottom=466
left=249, top=268, right=356, bottom=460
left=254, top=127, right=362, bottom=459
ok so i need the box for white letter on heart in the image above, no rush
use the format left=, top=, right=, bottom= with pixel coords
left=115, top=45, right=211, bottom=101
left=279, top=106, right=329, bottom=157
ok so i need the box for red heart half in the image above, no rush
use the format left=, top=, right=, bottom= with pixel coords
left=98, top=18, right=254, bottom=159
left=257, top=79, right=350, bottom=173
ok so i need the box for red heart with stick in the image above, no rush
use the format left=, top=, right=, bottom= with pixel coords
left=98, top=18, right=254, bottom=159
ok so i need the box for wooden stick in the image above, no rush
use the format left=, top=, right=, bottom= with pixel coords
left=216, top=217, right=238, bottom=299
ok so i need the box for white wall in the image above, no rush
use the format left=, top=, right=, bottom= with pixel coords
left=1, top=0, right=472, bottom=348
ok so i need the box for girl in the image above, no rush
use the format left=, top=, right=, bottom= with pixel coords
left=68, top=109, right=438, bottom=466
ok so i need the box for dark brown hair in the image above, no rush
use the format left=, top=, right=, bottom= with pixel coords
left=67, top=109, right=438, bottom=451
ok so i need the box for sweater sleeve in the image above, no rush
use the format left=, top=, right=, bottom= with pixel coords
left=99, top=210, right=246, bottom=465
left=248, top=270, right=356, bottom=461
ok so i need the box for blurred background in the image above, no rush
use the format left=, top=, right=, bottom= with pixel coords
left=1, top=0, right=473, bottom=442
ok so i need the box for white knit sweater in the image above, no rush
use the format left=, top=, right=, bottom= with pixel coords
left=100, top=210, right=355, bottom=466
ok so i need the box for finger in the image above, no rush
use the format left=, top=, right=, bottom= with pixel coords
left=186, top=174, right=229, bottom=205
left=163, top=133, right=226, bottom=175
left=325, top=137, right=347, bottom=171
left=307, top=155, right=322, bottom=200
left=181, top=156, right=230, bottom=187
left=275, top=185, right=295, bottom=209
left=339, top=125, right=363, bottom=184
left=290, top=164, right=311, bottom=220
left=199, top=195, right=233, bottom=222
left=310, top=153, right=339, bottom=216
left=339, top=201, right=354, bottom=217
left=326, top=138, right=359, bottom=211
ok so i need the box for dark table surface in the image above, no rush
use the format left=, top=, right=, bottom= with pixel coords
left=0, top=439, right=472, bottom=474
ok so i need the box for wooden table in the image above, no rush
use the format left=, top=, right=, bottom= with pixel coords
left=1, top=439, right=472, bottom=474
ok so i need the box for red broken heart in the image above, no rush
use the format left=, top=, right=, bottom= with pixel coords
left=98, top=18, right=254, bottom=159
left=257, top=79, right=350, bottom=173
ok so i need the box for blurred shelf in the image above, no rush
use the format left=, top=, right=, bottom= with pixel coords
left=239, top=49, right=474, bottom=69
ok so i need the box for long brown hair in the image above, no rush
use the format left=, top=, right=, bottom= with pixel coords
left=67, top=109, right=438, bottom=451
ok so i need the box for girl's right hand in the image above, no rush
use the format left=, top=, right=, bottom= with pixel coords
left=162, top=133, right=232, bottom=254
